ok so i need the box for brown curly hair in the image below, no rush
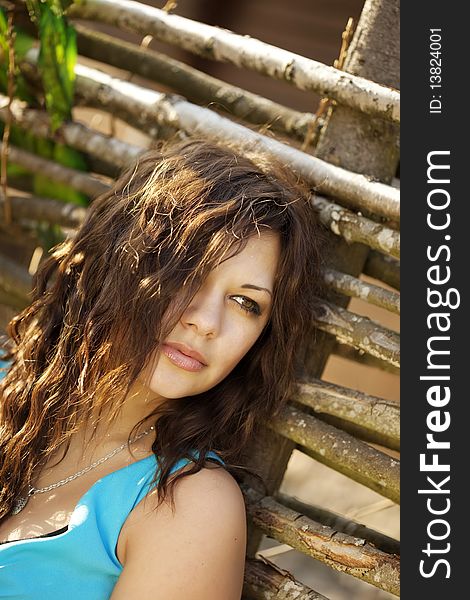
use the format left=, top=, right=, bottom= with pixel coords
left=0, top=138, right=327, bottom=517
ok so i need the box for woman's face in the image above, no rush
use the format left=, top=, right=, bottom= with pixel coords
left=141, top=232, right=280, bottom=399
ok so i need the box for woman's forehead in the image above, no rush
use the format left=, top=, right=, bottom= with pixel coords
left=209, top=233, right=280, bottom=279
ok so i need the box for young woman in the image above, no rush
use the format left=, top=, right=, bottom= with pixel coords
left=0, top=139, right=325, bottom=599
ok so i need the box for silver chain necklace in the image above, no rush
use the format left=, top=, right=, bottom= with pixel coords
left=11, top=426, right=155, bottom=516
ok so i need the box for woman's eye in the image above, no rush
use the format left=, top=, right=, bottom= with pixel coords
left=231, top=295, right=261, bottom=316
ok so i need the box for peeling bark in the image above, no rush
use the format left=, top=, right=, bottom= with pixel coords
left=242, top=486, right=400, bottom=596
left=333, top=342, right=400, bottom=375
left=323, top=268, right=400, bottom=314
left=294, top=378, right=399, bottom=449
left=22, top=47, right=400, bottom=221
left=3, top=144, right=109, bottom=198
left=74, top=24, right=317, bottom=145
left=275, top=492, right=399, bottom=555
left=67, top=0, right=400, bottom=123
left=244, top=558, right=330, bottom=600
left=314, top=300, right=400, bottom=368
left=0, top=194, right=87, bottom=229
left=313, top=196, right=399, bottom=258
left=0, top=95, right=142, bottom=170
left=270, top=405, right=400, bottom=503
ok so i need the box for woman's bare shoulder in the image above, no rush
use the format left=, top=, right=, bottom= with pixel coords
left=125, top=463, right=246, bottom=543
left=111, top=463, right=247, bottom=600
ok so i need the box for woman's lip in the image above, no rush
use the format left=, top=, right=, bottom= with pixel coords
left=165, top=341, right=208, bottom=365
left=161, top=343, right=207, bottom=372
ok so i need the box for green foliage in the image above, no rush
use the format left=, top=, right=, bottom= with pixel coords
left=26, top=0, right=77, bottom=131
left=0, top=10, right=36, bottom=104
left=1, top=2, right=89, bottom=252
left=33, top=137, right=88, bottom=206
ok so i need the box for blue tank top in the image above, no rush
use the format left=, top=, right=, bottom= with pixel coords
left=0, top=443, right=225, bottom=598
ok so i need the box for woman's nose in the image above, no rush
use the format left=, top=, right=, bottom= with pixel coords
left=181, top=289, right=222, bottom=338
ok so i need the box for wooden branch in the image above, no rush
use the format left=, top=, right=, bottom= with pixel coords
left=271, top=404, right=400, bottom=503
left=22, top=47, right=399, bottom=222
left=0, top=193, right=86, bottom=228
left=74, top=24, right=318, bottom=145
left=312, top=196, right=400, bottom=258
left=244, top=558, right=330, bottom=600
left=363, top=250, right=400, bottom=291
left=293, top=378, right=399, bottom=450
left=67, top=0, right=400, bottom=123
left=2, top=144, right=109, bottom=198
left=0, top=94, right=143, bottom=171
left=332, top=342, right=400, bottom=375
left=323, top=267, right=400, bottom=314
left=309, top=414, right=399, bottom=451
left=315, top=301, right=400, bottom=368
left=274, top=492, right=400, bottom=556
left=78, top=60, right=401, bottom=220
left=72, top=63, right=180, bottom=141
left=241, top=485, right=400, bottom=595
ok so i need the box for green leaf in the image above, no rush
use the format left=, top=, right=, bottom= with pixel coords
left=45, top=141, right=88, bottom=206
left=64, top=22, right=76, bottom=101
left=10, top=125, right=37, bottom=154
left=34, top=137, right=88, bottom=206
left=25, top=1, right=41, bottom=24
left=37, top=3, right=76, bottom=130
left=0, top=13, right=36, bottom=103
left=14, top=29, right=35, bottom=61
left=1, top=2, right=87, bottom=218
left=53, top=141, right=88, bottom=172
left=6, top=162, right=31, bottom=178
left=0, top=8, right=7, bottom=43
left=3, top=125, right=89, bottom=206
left=0, top=9, right=11, bottom=92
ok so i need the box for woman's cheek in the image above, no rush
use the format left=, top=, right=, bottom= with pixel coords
left=226, top=328, right=262, bottom=368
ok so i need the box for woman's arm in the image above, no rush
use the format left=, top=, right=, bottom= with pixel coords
left=110, top=465, right=247, bottom=600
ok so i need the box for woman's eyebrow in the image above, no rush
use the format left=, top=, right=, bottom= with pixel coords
left=241, top=284, right=273, bottom=297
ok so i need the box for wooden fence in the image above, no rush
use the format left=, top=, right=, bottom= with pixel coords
left=0, top=0, right=400, bottom=597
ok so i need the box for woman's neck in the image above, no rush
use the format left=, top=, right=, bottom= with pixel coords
left=50, top=377, right=166, bottom=470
